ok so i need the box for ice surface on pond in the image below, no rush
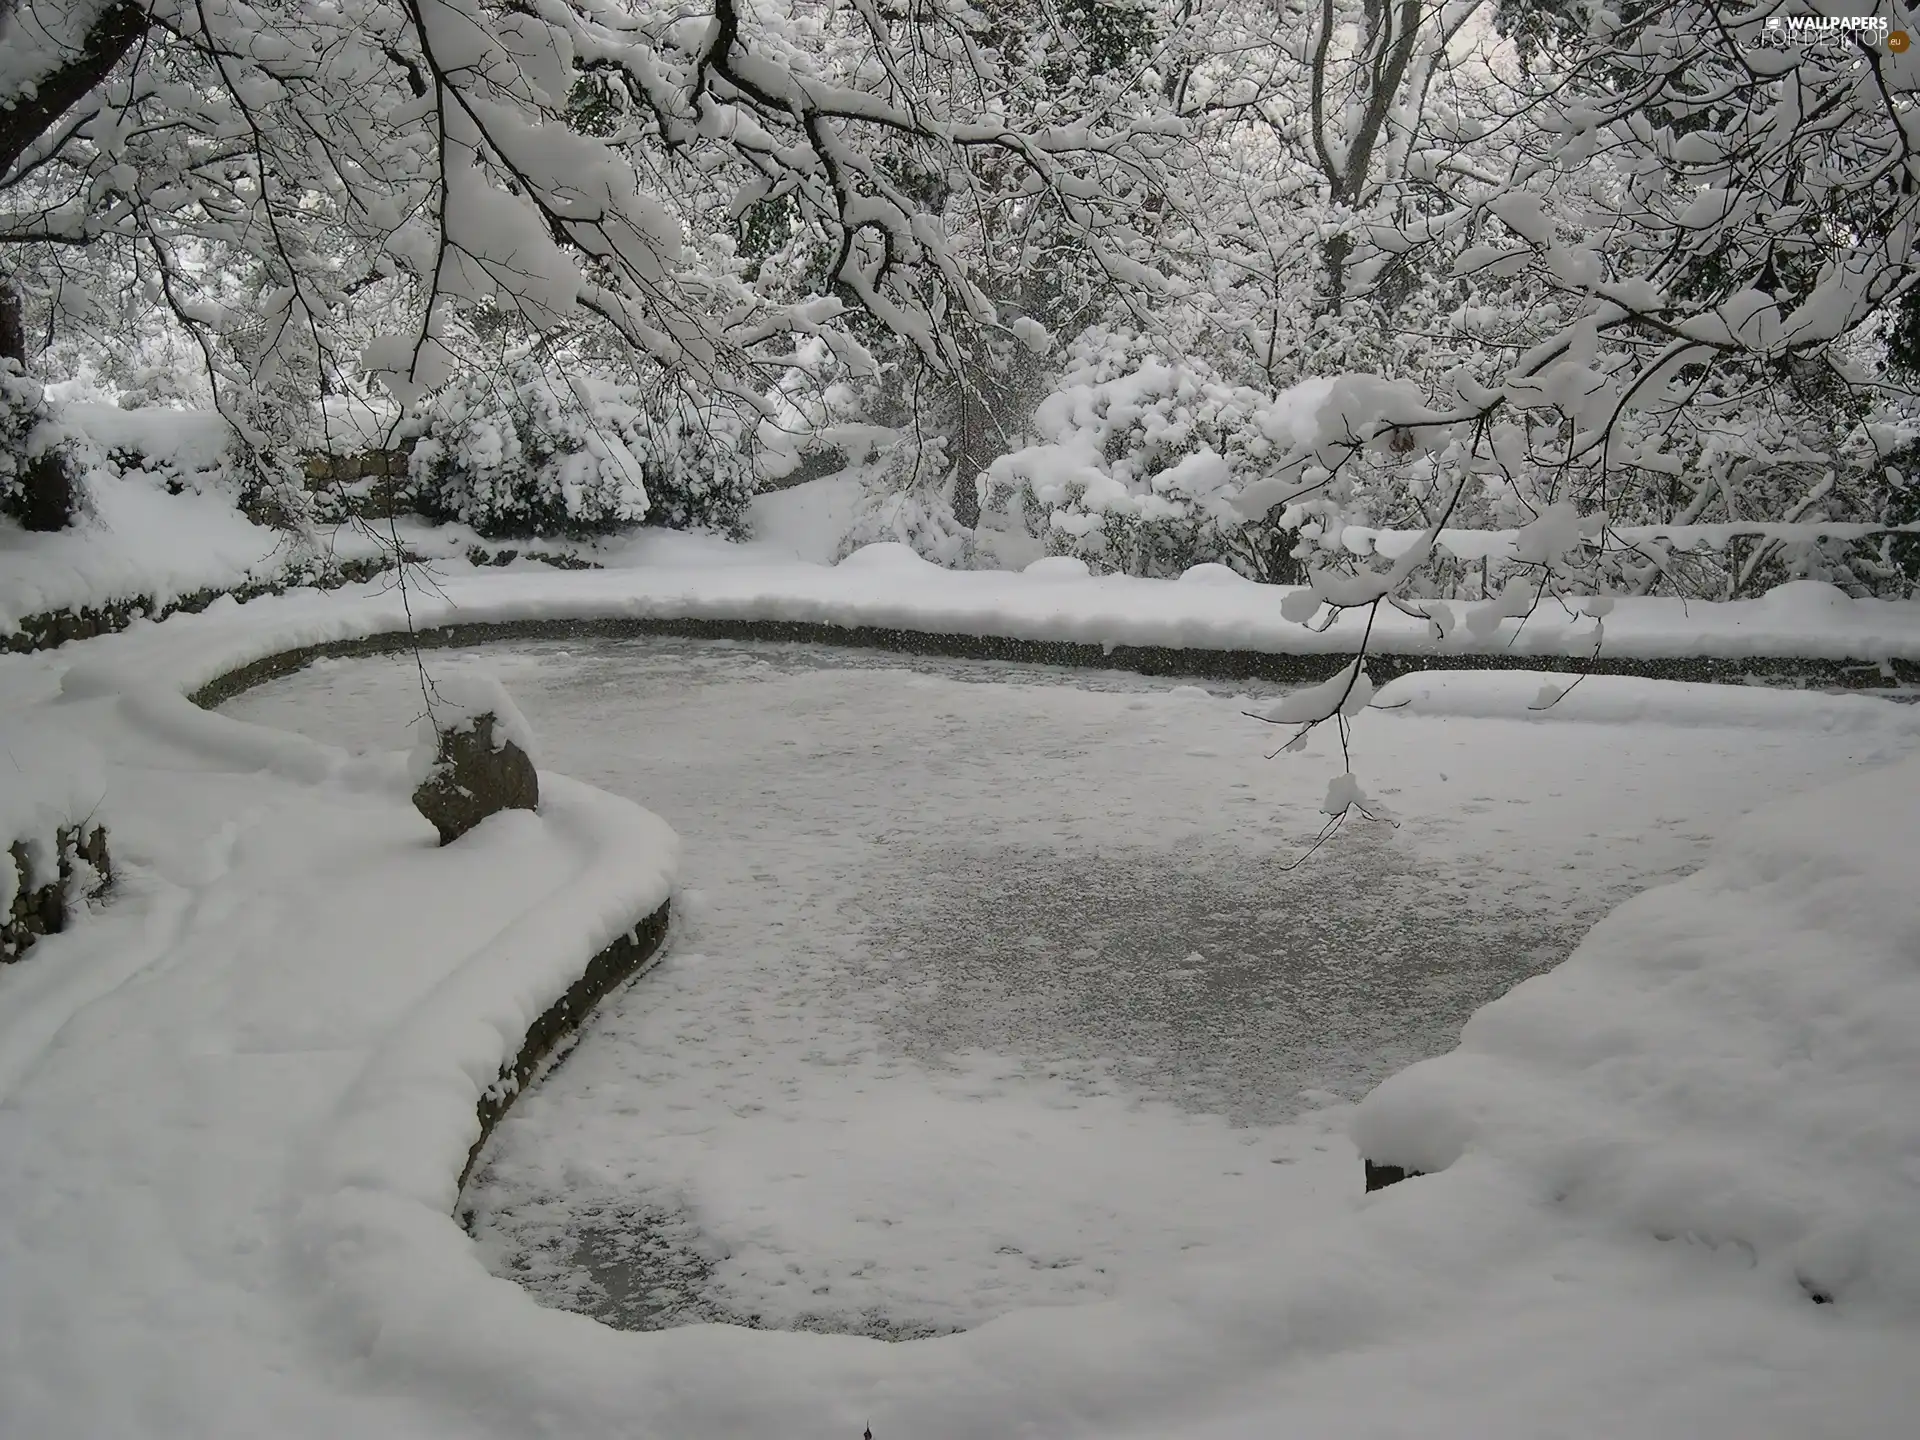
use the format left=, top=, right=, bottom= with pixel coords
left=223, top=638, right=1903, bottom=1342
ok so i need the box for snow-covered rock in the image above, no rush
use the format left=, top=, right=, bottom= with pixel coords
left=409, top=675, right=541, bottom=844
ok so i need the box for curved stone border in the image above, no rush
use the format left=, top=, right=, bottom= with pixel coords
left=184, top=633, right=672, bottom=1213
left=459, top=899, right=670, bottom=1195
left=5, top=549, right=605, bottom=657
left=187, top=613, right=1920, bottom=711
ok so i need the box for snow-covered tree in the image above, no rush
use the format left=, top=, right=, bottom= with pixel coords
left=1235, top=4, right=1920, bottom=602
left=1211, top=2, right=1920, bottom=771
left=0, top=0, right=1183, bottom=525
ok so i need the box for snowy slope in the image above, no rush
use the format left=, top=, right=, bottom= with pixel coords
left=0, top=403, right=402, bottom=632
left=747, top=473, right=864, bottom=563
left=1354, top=752, right=1920, bottom=1311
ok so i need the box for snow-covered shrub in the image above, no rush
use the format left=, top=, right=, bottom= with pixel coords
left=0, top=361, right=49, bottom=519
left=408, top=358, right=754, bottom=539
left=984, top=331, right=1920, bottom=602
left=834, top=432, right=978, bottom=567
left=981, top=331, right=1321, bottom=581
left=639, top=397, right=756, bottom=536
left=408, top=360, right=651, bottom=537
left=58, top=403, right=241, bottom=498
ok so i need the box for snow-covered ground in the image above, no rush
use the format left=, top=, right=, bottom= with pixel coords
left=748, top=474, right=866, bottom=565
left=0, top=467, right=316, bottom=630
left=2, top=540, right=1918, bottom=1438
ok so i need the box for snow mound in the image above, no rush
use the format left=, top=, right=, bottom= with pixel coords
left=1754, top=579, right=1858, bottom=619
left=1022, top=555, right=1093, bottom=580
left=0, top=733, right=106, bottom=845
left=746, top=475, right=862, bottom=565
left=1176, top=563, right=1251, bottom=586
left=835, top=540, right=935, bottom=572
left=1352, top=752, right=1920, bottom=1314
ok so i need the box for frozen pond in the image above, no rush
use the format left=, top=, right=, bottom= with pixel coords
left=221, top=637, right=1900, bottom=1341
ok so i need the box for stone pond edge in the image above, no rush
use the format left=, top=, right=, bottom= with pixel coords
left=183, top=613, right=1920, bottom=710
left=179, top=624, right=673, bottom=1216
left=456, top=898, right=672, bottom=1198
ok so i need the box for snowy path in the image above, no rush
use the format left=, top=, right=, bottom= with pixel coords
left=223, top=637, right=1914, bottom=1346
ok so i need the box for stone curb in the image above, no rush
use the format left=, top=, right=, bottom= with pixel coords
left=183, top=613, right=1920, bottom=710
left=187, top=632, right=672, bottom=1214
left=458, top=901, right=672, bottom=1196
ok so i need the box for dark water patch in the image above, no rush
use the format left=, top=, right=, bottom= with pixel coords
left=859, top=838, right=1585, bottom=1125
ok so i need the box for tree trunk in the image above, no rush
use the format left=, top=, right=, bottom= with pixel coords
left=17, top=452, right=78, bottom=531
left=1, top=276, right=76, bottom=530
left=0, top=277, right=23, bottom=370
left=0, top=0, right=149, bottom=179
left=1321, top=232, right=1352, bottom=317
left=949, top=388, right=982, bottom=529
